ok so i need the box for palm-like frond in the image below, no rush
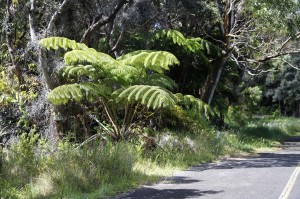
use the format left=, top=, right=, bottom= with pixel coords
left=114, top=85, right=177, bottom=109
left=39, top=37, right=94, bottom=51
left=176, top=93, right=211, bottom=118
left=63, top=65, right=98, bottom=78
left=117, top=50, right=180, bottom=73
left=48, top=84, right=83, bottom=105
left=48, top=83, right=111, bottom=105
left=64, top=50, right=115, bottom=66
left=157, top=29, right=187, bottom=46
left=140, top=73, right=177, bottom=90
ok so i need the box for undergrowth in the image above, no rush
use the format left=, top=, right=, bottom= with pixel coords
left=1, top=117, right=299, bottom=198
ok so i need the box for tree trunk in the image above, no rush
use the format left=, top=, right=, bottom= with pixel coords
left=200, top=57, right=226, bottom=105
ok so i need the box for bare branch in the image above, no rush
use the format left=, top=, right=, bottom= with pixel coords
left=80, top=0, right=129, bottom=44
left=256, top=50, right=300, bottom=63
left=109, top=29, right=125, bottom=56
left=282, top=59, right=300, bottom=71
left=45, top=0, right=72, bottom=36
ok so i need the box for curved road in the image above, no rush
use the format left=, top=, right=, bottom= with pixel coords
left=113, top=138, right=300, bottom=199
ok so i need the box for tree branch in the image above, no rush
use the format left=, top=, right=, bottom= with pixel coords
left=45, top=0, right=72, bottom=36
left=256, top=50, right=300, bottom=63
left=109, top=28, right=125, bottom=56
left=80, top=0, right=128, bottom=44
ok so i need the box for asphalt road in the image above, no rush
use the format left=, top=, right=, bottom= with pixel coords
left=113, top=138, right=300, bottom=199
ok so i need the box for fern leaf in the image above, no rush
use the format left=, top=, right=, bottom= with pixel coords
left=64, top=50, right=115, bottom=65
left=63, top=65, right=97, bottom=77
left=176, top=94, right=211, bottom=119
left=141, top=73, right=177, bottom=90
left=109, top=64, right=140, bottom=79
left=48, top=84, right=83, bottom=105
left=39, top=37, right=93, bottom=51
left=79, top=82, right=111, bottom=101
left=48, top=83, right=112, bottom=105
left=165, top=29, right=186, bottom=46
left=198, top=38, right=222, bottom=57
left=117, top=50, right=179, bottom=73
left=157, top=30, right=221, bottom=66
left=114, top=85, right=177, bottom=109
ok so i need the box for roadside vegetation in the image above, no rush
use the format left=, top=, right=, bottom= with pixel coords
left=1, top=0, right=300, bottom=198
left=1, top=116, right=300, bottom=198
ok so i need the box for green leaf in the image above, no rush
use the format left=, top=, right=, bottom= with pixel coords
left=39, top=37, right=93, bottom=51
left=64, top=50, right=115, bottom=66
left=117, top=50, right=179, bottom=73
left=48, top=83, right=112, bottom=105
left=114, top=85, right=177, bottom=109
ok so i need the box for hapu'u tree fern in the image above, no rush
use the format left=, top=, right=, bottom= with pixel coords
left=39, top=37, right=210, bottom=140
left=155, top=29, right=223, bottom=67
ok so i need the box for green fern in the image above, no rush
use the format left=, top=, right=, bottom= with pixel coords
left=39, top=37, right=94, bottom=51
left=64, top=50, right=115, bottom=66
left=176, top=93, right=212, bottom=118
left=63, top=65, right=97, bottom=77
left=140, top=73, right=177, bottom=90
left=117, top=50, right=180, bottom=74
left=48, top=83, right=111, bottom=105
left=48, top=84, right=83, bottom=105
left=158, top=30, right=212, bottom=64
left=114, top=85, right=177, bottom=109
left=157, top=29, right=187, bottom=46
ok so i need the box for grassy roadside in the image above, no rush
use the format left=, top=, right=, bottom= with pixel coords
left=1, top=117, right=300, bottom=198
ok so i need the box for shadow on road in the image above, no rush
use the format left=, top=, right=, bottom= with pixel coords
left=166, top=176, right=203, bottom=184
left=114, top=140, right=300, bottom=199
left=114, top=188, right=224, bottom=199
left=188, top=152, right=300, bottom=172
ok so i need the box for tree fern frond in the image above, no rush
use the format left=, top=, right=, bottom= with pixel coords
left=176, top=94, right=211, bottom=119
left=63, top=65, right=97, bottom=77
left=157, top=29, right=200, bottom=51
left=48, top=83, right=112, bottom=105
left=117, top=50, right=179, bottom=73
left=39, top=37, right=94, bottom=51
left=64, top=50, right=115, bottom=65
left=141, top=73, right=177, bottom=90
left=157, top=29, right=222, bottom=67
left=48, top=84, right=83, bottom=105
left=159, top=29, right=186, bottom=46
left=185, top=38, right=203, bottom=52
left=197, top=38, right=222, bottom=57
left=106, top=63, right=140, bottom=76
left=117, top=50, right=152, bottom=60
left=79, top=82, right=112, bottom=101
left=114, top=85, right=177, bottom=109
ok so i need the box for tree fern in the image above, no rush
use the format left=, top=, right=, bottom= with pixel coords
left=140, top=73, right=177, bottom=90
left=114, top=85, right=177, bottom=109
left=64, top=50, right=115, bottom=66
left=48, top=84, right=83, bottom=105
left=48, top=83, right=111, bottom=105
left=157, top=29, right=187, bottom=46
left=63, top=65, right=97, bottom=78
left=39, top=37, right=93, bottom=51
left=176, top=93, right=212, bottom=118
left=40, top=36, right=210, bottom=140
left=117, top=50, right=180, bottom=73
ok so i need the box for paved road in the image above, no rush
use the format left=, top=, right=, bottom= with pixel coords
left=114, top=138, right=300, bottom=199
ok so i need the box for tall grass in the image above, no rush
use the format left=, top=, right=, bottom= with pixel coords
left=0, top=129, right=224, bottom=198
left=1, top=117, right=300, bottom=198
left=0, top=135, right=139, bottom=198
left=224, top=117, right=300, bottom=155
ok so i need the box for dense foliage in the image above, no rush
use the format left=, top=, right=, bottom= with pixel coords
left=0, top=0, right=300, bottom=197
